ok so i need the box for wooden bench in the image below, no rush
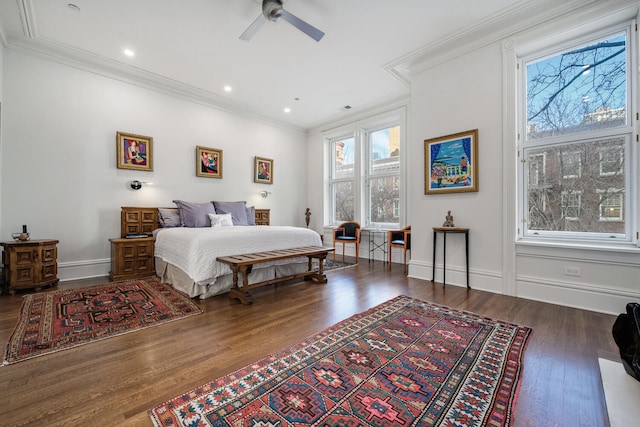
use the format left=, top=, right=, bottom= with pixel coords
left=217, top=246, right=335, bottom=305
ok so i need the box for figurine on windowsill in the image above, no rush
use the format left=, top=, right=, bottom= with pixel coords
left=443, top=210, right=455, bottom=227
left=305, top=208, right=311, bottom=228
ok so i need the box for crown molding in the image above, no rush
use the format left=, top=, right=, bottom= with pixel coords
left=308, top=94, right=410, bottom=134
left=385, top=0, right=610, bottom=80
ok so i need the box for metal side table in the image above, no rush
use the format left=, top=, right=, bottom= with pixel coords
left=363, top=228, right=387, bottom=263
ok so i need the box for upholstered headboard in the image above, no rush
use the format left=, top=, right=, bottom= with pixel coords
left=120, top=206, right=270, bottom=237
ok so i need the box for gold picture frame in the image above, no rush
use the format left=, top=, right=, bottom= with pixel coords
left=116, top=131, right=153, bottom=171
left=254, top=156, right=273, bottom=184
left=424, top=129, right=478, bottom=194
left=196, top=146, right=223, bottom=178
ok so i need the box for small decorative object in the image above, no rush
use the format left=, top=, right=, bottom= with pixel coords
left=11, top=233, right=30, bottom=241
left=425, top=129, right=478, bottom=194
left=305, top=208, right=311, bottom=227
left=116, top=131, right=153, bottom=171
left=443, top=210, right=455, bottom=227
left=196, top=146, right=223, bottom=178
left=254, top=156, right=273, bottom=184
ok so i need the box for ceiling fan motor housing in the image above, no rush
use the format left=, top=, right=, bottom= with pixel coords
left=262, top=0, right=284, bottom=21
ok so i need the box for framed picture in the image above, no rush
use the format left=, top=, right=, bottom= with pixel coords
left=116, top=132, right=153, bottom=171
left=196, top=146, right=223, bottom=178
left=254, top=156, right=273, bottom=184
left=424, top=129, right=478, bottom=194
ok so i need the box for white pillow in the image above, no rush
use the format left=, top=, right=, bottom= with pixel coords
left=208, top=213, right=234, bottom=228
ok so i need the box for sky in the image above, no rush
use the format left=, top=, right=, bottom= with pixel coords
left=340, top=128, right=391, bottom=164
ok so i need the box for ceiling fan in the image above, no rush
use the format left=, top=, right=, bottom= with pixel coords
left=240, top=0, right=325, bottom=42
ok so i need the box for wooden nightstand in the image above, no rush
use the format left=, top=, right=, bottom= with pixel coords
left=1, top=239, right=59, bottom=293
left=109, top=237, right=155, bottom=281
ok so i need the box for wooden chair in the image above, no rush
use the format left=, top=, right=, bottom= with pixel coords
left=333, top=222, right=361, bottom=262
left=388, top=225, right=411, bottom=274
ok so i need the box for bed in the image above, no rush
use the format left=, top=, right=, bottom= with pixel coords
left=120, top=205, right=323, bottom=299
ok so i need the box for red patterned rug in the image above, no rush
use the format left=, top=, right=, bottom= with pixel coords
left=3, top=278, right=202, bottom=365
left=150, top=295, right=531, bottom=427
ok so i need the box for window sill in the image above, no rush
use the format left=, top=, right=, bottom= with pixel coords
left=516, top=238, right=640, bottom=264
left=517, top=238, right=637, bottom=252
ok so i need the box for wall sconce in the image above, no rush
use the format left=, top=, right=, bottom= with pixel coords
left=130, top=180, right=152, bottom=190
left=260, top=190, right=271, bottom=198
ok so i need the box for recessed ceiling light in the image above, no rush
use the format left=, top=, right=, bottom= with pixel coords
left=123, top=49, right=135, bottom=57
left=67, top=4, right=80, bottom=12
left=284, top=108, right=291, bottom=113
left=224, top=85, right=232, bottom=92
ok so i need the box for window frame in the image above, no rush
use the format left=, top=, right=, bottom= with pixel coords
left=529, top=152, right=546, bottom=186
left=328, top=135, right=357, bottom=224
left=365, top=124, right=401, bottom=229
left=598, top=189, right=624, bottom=221
left=561, top=151, right=582, bottom=179
left=517, top=20, right=637, bottom=246
left=325, top=108, right=406, bottom=229
left=599, top=146, right=624, bottom=176
left=561, top=190, right=582, bottom=221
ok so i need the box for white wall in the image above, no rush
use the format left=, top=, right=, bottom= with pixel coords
left=410, top=42, right=505, bottom=294
left=0, top=44, right=3, bottom=99
left=1, top=50, right=309, bottom=280
left=0, top=44, right=4, bottom=237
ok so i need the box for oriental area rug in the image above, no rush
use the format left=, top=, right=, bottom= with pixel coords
left=149, top=295, right=532, bottom=427
left=3, top=278, right=202, bottom=365
left=317, top=258, right=357, bottom=272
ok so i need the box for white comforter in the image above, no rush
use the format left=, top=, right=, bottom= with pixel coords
left=154, top=226, right=322, bottom=284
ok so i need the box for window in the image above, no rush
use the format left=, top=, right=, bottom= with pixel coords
left=367, top=126, right=400, bottom=225
left=519, top=25, right=634, bottom=243
left=599, top=146, right=623, bottom=176
left=528, top=153, right=546, bottom=186
left=561, top=151, right=581, bottom=179
left=561, top=191, right=582, bottom=221
left=599, top=190, right=623, bottom=221
left=327, top=109, right=405, bottom=228
left=329, top=137, right=355, bottom=222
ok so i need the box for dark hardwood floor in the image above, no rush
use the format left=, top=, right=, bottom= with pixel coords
left=0, top=259, right=619, bottom=426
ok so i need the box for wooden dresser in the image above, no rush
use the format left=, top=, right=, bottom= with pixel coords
left=1, top=239, right=59, bottom=293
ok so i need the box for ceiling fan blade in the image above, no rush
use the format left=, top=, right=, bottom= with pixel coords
left=280, top=9, right=325, bottom=42
left=239, top=14, right=266, bottom=41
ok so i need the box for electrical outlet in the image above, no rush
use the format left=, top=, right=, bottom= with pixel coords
left=564, top=266, right=581, bottom=276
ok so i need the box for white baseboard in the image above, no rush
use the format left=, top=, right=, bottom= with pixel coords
left=516, top=275, right=639, bottom=315
left=408, top=260, right=503, bottom=293
left=409, top=261, right=638, bottom=315
left=58, top=258, right=110, bottom=281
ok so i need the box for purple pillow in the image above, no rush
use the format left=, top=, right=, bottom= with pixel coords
left=212, top=201, right=249, bottom=226
left=246, top=206, right=256, bottom=226
left=158, top=208, right=182, bottom=228
left=173, top=200, right=216, bottom=227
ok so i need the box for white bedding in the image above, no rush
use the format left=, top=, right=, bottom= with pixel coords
left=154, top=226, right=323, bottom=285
